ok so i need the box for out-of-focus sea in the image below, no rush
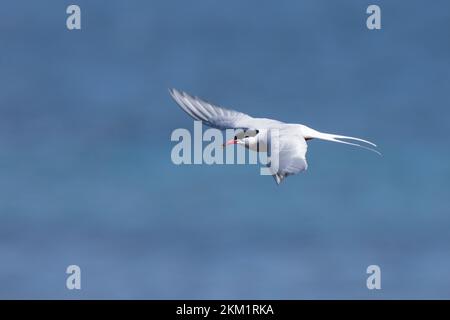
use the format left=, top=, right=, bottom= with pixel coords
left=0, top=0, right=449, bottom=298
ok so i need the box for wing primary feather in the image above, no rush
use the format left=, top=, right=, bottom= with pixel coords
left=169, top=88, right=257, bottom=130
left=169, top=89, right=201, bottom=121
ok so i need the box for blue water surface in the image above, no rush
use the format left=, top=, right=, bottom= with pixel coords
left=0, top=0, right=449, bottom=298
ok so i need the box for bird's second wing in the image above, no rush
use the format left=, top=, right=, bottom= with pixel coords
left=169, top=88, right=255, bottom=130
left=267, top=128, right=308, bottom=185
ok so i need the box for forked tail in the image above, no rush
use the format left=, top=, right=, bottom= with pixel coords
left=300, top=125, right=381, bottom=155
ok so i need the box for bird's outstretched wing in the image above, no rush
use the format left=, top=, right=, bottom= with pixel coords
left=169, top=88, right=256, bottom=130
left=267, top=127, right=308, bottom=185
left=170, top=88, right=306, bottom=185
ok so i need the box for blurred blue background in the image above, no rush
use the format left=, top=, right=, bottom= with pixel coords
left=0, top=0, right=449, bottom=299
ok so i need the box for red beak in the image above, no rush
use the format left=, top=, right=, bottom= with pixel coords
left=222, top=139, right=237, bottom=147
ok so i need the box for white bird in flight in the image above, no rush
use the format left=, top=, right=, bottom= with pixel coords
left=169, top=88, right=380, bottom=185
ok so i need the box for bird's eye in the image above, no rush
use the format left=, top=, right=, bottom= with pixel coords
left=255, top=130, right=259, bottom=134
left=245, top=136, right=249, bottom=138
left=234, top=136, right=237, bottom=140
